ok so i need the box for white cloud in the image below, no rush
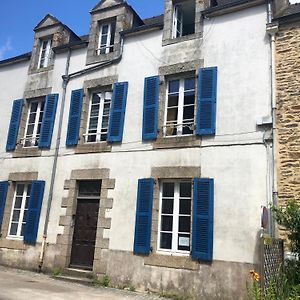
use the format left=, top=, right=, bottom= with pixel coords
left=0, top=38, right=13, bottom=60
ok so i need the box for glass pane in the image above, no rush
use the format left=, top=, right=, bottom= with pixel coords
left=25, top=198, right=29, bottom=209
left=169, top=80, right=179, bottom=93
left=162, top=199, right=174, bottom=214
left=184, top=93, right=195, bottom=105
left=180, top=182, right=191, bottom=197
left=161, top=216, right=173, bottom=231
left=184, top=78, right=195, bottom=91
left=23, top=210, right=28, bottom=222
left=87, top=135, right=97, bottom=143
left=21, top=224, right=26, bottom=237
left=179, top=216, right=190, bottom=232
left=101, top=25, right=109, bottom=35
left=78, top=180, right=101, bottom=197
left=102, top=116, right=109, bottom=129
left=30, top=102, right=38, bottom=112
left=14, top=197, right=22, bottom=209
left=9, top=223, right=18, bottom=236
left=38, top=112, right=44, bottom=123
left=12, top=210, right=20, bottom=222
left=101, top=35, right=108, bottom=46
left=92, top=94, right=100, bottom=104
left=40, top=101, right=45, bottom=111
left=168, top=95, right=179, bottom=108
left=29, top=113, right=36, bottom=123
left=105, top=92, right=112, bottom=100
left=89, top=117, right=98, bottom=129
left=183, top=125, right=193, bottom=135
left=27, top=184, right=32, bottom=196
left=162, top=182, right=174, bottom=197
left=26, top=124, right=34, bottom=136
left=179, top=199, right=191, bottom=215
left=167, top=108, right=178, bottom=122
left=103, top=104, right=111, bottom=115
left=178, top=234, right=190, bottom=251
left=16, top=184, right=24, bottom=196
left=90, top=105, right=100, bottom=118
left=100, top=134, right=107, bottom=142
left=160, top=232, right=172, bottom=249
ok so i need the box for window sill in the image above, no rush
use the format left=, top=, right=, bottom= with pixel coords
left=0, top=236, right=26, bottom=250
left=28, top=64, right=54, bottom=75
left=6, top=236, right=23, bottom=241
left=12, top=147, right=42, bottom=158
left=162, top=32, right=202, bottom=47
left=75, top=142, right=112, bottom=154
left=144, top=253, right=199, bottom=270
left=153, top=135, right=201, bottom=150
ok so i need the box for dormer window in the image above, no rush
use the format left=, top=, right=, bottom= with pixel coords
left=172, top=1, right=195, bottom=39
left=97, top=22, right=116, bottom=55
left=38, top=38, right=52, bottom=69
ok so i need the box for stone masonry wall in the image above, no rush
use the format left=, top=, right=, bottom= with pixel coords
left=276, top=21, right=300, bottom=208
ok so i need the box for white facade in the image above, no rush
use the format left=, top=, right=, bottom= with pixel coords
left=0, top=1, right=272, bottom=298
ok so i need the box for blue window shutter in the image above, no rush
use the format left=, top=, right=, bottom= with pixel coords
left=196, top=67, right=217, bottom=136
left=6, top=99, right=23, bottom=151
left=66, top=89, right=84, bottom=146
left=192, top=178, right=214, bottom=261
left=24, top=181, right=45, bottom=244
left=0, top=181, right=9, bottom=228
left=134, top=178, right=154, bottom=255
left=142, top=76, right=159, bottom=141
left=107, top=82, right=128, bottom=142
left=39, top=94, right=58, bottom=149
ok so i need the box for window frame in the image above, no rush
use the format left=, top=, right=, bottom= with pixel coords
left=7, top=182, right=31, bottom=240
left=23, top=98, right=45, bottom=148
left=172, top=4, right=183, bottom=39
left=97, top=23, right=114, bottom=55
left=163, top=76, right=196, bottom=137
left=84, top=90, right=112, bottom=143
left=157, top=179, right=192, bottom=255
left=38, top=38, right=52, bottom=69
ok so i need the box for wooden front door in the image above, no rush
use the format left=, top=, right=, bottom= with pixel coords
left=70, top=180, right=101, bottom=270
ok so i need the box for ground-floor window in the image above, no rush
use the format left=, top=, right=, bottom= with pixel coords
left=158, top=180, right=192, bottom=253
left=8, top=183, right=31, bottom=238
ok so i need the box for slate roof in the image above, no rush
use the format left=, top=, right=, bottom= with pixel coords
left=274, top=3, right=300, bottom=20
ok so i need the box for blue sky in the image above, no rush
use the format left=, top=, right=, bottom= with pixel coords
left=0, top=1, right=164, bottom=60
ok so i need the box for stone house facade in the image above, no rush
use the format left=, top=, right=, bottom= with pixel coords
left=0, top=0, right=289, bottom=298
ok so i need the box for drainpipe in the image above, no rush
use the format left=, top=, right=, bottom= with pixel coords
left=266, top=3, right=279, bottom=237
left=39, top=49, right=72, bottom=272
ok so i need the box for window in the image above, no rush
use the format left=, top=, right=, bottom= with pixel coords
left=172, top=1, right=195, bottom=38
left=8, top=183, right=31, bottom=238
left=23, top=98, right=45, bottom=147
left=38, top=39, right=52, bottom=69
left=97, top=22, right=115, bottom=55
left=164, top=77, right=196, bottom=136
left=158, top=180, right=192, bottom=253
left=85, top=91, right=112, bottom=143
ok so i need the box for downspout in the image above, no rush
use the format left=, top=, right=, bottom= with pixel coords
left=266, top=2, right=279, bottom=236
left=39, top=49, right=71, bottom=272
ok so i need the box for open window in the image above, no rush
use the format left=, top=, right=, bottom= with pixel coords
left=172, top=1, right=196, bottom=39
left=38, top=38, right=52, bottom=69
left=97, top=21, right=116, bottom=55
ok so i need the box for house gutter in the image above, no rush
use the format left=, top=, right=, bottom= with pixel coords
left=39, top=36, right=125, bottom=271
left=266, top=2, right=279, bottom=236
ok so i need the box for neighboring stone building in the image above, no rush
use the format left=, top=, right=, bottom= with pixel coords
left=274, top=5, right=300, bottom=206
left=0, top=0, right=288, bottom=298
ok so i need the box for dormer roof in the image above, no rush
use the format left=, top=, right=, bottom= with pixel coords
left=34, top=14, right=61, bottom=31
left=91, top=0, right=125, bottom=13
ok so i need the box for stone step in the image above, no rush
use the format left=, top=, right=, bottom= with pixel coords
left=63, top=267, right=94, bottom=279
left=53, top=275, right=94, bottom=286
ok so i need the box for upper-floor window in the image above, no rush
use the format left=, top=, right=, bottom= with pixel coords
left=172, top=1, right=195, bottom=39
left=97, top=22, right=116, bottom=55
left=38, top=39, right=52, bottom=69
left=164, top=76, right=196, bottom=137
left=158, top=180, right=192, bottom=253
left=23, top=98, right=45, bottom=147
left=8, top=183, right=31, bottom=238
left=85, top=91, right=112, bottom=143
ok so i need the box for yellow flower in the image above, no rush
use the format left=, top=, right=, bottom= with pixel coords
left=249, top=270, right=260, bottom=282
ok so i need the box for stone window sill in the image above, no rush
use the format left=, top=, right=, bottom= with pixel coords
left=12, top=147, right=42, bottom=158
left=153, top=135, right=201, bottom=150
left=75, top=142, right=112, bottom=154
left=162, top=32, right=202, bottom=47
left=28, top=64, right=54, bottom=75
left=144, top=253, right=199, bottom=270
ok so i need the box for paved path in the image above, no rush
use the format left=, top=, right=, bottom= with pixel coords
left=0, top=266, right=164, bottom=300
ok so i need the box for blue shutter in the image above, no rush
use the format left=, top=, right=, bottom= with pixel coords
left=0, top=181, right=9, bottom=228
left=107, top=82, right=128, bottom=142
left=6, top=99, right=23, bottom=151
left=66, top=89, right=84, bottom=146
left=24, top=181, right=45, bottom=244
left=192, top=178, right=214, bottom=261
left=196, top=67, right=217, bottom=136
left=134, top=178, right=154, bottom=255
left=39, top=94, right=58, bottom=149
left=142, top=76, right=159, bottom=140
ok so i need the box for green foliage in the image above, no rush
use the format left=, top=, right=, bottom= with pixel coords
left=52, top=267, right=62, bottom=276
left=271, top=200, right=300, bottom=255
left=101, top=274, right=110, bottom=287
